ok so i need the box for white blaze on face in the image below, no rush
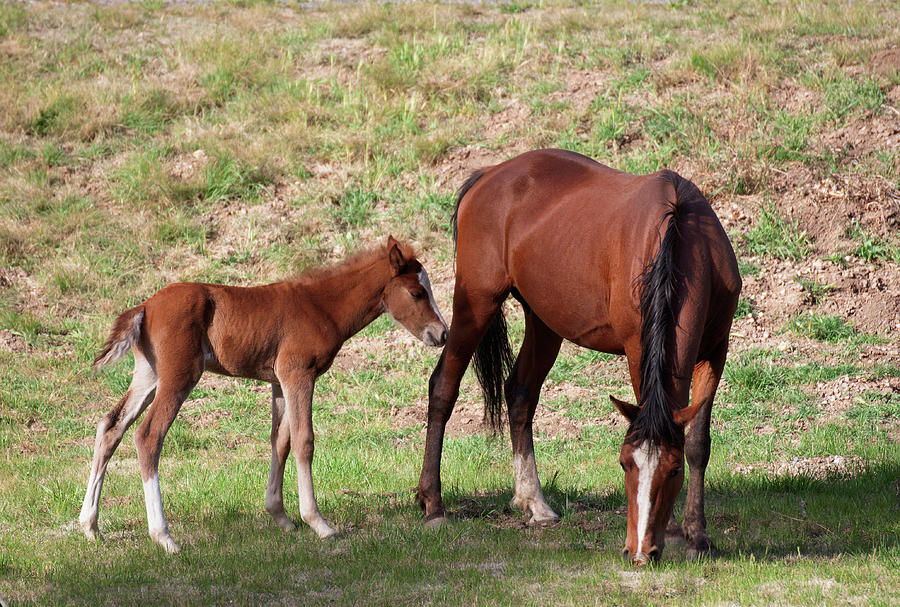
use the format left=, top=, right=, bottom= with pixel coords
left=632, top=440, right=660, bottom=556
left=417, top=268, right=448, bottom=328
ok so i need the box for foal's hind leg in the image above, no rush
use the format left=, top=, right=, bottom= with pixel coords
left=80, top=353, right=157, bottom=539
left=682, top=341, right=728, bottom=560
left=133, top=351, right=203, bottom=553
left=265, top=383, right=296, bottom=532
left=505, top=310, right=563, bottom=525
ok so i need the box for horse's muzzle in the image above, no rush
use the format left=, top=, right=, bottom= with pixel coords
left=623, top=547, right=661, bottom=567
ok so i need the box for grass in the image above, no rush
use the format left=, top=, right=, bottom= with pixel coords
left=741, top=205, right=811, bottom=261
left=1, top=0, right=899, bottom=605
left=787, top=313, right=878, bottom=345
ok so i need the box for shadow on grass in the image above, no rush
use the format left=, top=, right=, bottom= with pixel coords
left=429, top=460, right=899, bottom=560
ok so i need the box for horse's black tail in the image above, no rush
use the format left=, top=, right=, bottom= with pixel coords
left=629, top=171, right=692, bottom=446
left=473, top=309, right=514, bottom=431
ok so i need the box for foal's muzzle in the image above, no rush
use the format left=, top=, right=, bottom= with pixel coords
left=423, top=325, right=448, bottom=347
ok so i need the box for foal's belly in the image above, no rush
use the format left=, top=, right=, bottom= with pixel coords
left=203, top=348, right=279, bottom=384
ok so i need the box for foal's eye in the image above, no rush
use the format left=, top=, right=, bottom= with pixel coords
left=669, top=467, right=681, bottom=479
left=619, top=461, right=626, bottom=471
left=410, top=289, right=427, bottom=301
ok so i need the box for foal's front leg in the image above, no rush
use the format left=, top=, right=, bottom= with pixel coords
left=265, top=383, right=296, bottom=531
left=279, top=367, right=336, bottom=539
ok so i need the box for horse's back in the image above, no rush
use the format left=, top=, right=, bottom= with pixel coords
left=454, top=149, right=739, bottom=353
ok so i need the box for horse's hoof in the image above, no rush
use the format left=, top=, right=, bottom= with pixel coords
left=527, top=513, right=559, bottom=527
left=665, top=527, right=686, bottom=546
left=269, top=512, right=297, bottom=532
left=685, top=539, right=716, bottom=561
left=425, top=514, right=449, bottom=528
left=278, top=519, right=297, bottom=533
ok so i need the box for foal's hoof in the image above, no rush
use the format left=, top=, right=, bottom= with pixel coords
left=311, top=521, right=337, bottom=539
left=151, top=532, right=181, bottom=554
left=269, top=512, right=297, bottom=532
left=80, top=520, right=103, bottom=541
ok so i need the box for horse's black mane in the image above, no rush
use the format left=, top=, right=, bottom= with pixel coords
left=625, top=171, right=698, bottom=447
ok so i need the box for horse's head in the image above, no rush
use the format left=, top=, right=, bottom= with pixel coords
left=611, top=395, right=701, bottom=566
left=383, top=236, right=448, bottom=347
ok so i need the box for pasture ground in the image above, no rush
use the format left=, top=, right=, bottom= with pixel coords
left=1, top=1, right=898, bottom=605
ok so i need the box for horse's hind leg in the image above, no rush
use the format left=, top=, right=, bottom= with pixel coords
left=133, top=350, right=203, bottom=553
left=80, top=352, right=157, bottom=540
left=505, top=310, right=563, bottom=525
left=265, top=383, right=296, bottom=532
left=682, top=340, right=728, bottom=560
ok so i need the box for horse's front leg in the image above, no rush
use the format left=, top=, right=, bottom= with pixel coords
left=265, top=383, right=296, bottom=532
left=682, top=343, right=728, bottom=560
left=278, top=366, right=335, bottom=539
left=417, top=297, right=501, bottom=524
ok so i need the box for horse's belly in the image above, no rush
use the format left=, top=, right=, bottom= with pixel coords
left=519, top=287, right=626, bottom=355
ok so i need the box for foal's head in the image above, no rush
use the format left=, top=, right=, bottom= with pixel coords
left=611, top=396, right=701, bottom=566
left=383, top=236, right=448, bottom=347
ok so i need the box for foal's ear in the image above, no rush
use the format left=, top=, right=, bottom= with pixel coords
left=672, top=400, right=702, bottom=427
left=610, top=395, right=640, bottom=423
left=387, top=235, right=405, bottom=275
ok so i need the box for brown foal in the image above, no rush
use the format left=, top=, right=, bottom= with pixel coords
left=80, top=236, right=447, bottom=552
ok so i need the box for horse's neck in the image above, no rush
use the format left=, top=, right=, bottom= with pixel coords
left=297, top=256, right=390, bottom=340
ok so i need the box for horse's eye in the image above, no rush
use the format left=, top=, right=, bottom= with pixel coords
left=619, top=461, right=626, bottom=471
left=410, top=290, right=427, bottom=301
left=669, top=467, right=681, bottom=479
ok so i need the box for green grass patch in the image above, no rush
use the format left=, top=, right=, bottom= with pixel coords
left=742, top=206, right=811, bottom=261
left=787, top=313, right=876, bottom=344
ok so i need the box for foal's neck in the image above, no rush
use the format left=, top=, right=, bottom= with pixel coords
left=297, top=253, right=392, bottom=341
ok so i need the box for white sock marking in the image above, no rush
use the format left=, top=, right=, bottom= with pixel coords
left=632, top=441, right=659, bottom=556
left=143, top=473, right=168, bottom=534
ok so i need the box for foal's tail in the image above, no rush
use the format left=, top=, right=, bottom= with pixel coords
left=630, top=171, right=696, bottom=446
left=93, top=306, right=145, bottom=369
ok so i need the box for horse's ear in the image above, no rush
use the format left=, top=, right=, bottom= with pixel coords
left=610, top=395, right=640, bottom=423
left=387, top=235, right=405, bottom=275
left=672, top=401, right=703, bottom=427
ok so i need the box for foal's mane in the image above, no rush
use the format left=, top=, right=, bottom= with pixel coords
left=290, top=240, right=417, bottom=285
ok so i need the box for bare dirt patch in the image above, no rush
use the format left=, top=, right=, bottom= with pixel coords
left=736, top=255, right=900, bottom=335
left=0, top=328, right=27, bottom=353
left=872, top=47, right=900, bottom=76
left=776, top=167, right=900, bottom=254
left=733, top=455, right=866, bottom=478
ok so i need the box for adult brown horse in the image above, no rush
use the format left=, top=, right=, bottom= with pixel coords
left=416, top=149, right=740, bottom=565
left=80, top=237, right=447, bottom=553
